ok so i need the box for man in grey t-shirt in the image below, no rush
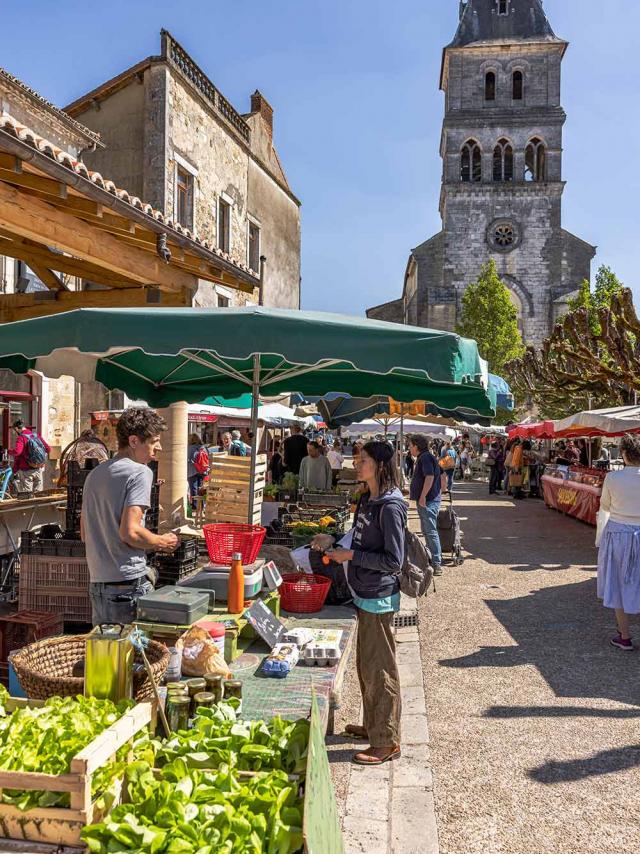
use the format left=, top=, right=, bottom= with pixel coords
left=81, top=408, right=178, bottom=625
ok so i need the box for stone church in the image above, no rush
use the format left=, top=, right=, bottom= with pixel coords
left=367, top=0, right=595, bottom=345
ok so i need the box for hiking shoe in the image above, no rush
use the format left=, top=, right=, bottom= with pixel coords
left=610, top=634, right=634, bottom=651
left=433, top=565, right=443, bottom=577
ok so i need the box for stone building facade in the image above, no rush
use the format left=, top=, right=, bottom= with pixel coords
left=368, top=0, right=595, bottom=344
left=65, top=30, right=301, bottom=310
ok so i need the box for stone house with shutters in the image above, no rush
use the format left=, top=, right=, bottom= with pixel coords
left=65, top=29, right=301, bottom=310
left=367, top=0, right=596, bottom=345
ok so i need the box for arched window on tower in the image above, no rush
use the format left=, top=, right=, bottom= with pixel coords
left=497, top=0, right=510, bottom=15
left=461, top=139, right=482, bottom=183
left=493, top=139, right=514, bottom=182
left=485, top=71, right=496, bottom=101
left=512, top=70, right=523, bottom=101
left=525, top=137, right=546, bottom=182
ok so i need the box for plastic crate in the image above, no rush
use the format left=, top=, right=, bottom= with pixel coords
left=0, top=610, right=63, bottom=661
left=299, top=491, right=350, bottom=508
left=18, top=554, right=91, bottom=622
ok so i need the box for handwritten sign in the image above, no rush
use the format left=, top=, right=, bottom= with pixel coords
left=243, top=599, right=285, bottom=649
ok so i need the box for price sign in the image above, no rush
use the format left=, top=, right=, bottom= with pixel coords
left=243, top=599, right=285, bottom=649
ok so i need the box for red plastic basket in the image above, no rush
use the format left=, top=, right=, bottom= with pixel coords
left=203, top=523, right=266, bottom=566
left=279, top=573, right=332, bottom=614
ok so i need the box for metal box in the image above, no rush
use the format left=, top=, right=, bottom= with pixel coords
left=137, top=586, right=209, bottom=624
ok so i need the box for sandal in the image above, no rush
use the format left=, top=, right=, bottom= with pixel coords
left=344, top=724, right=368, bottom=740
left=352, top=744, right=401, bottom=766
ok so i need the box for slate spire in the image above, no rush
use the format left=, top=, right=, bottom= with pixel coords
left=451, top=0, right=560, bottom=46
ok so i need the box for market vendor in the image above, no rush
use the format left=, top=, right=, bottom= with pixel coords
left=81, top=407, right=179, bottom=625
left=298, top=440, right=332, bottom=491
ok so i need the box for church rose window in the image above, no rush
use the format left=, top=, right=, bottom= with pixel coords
left=494, top=223, right=514, bottom=247
left=485, top=71, right=496, bottom=101
left=525, top=138, right=546, bottom=182
left=461, top=140, right=482, bottom=182
left=493, top=139, right=514, bottom=182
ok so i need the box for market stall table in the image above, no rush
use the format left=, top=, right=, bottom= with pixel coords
left=0, top=492, right=66, bottom=554
left=231, top=605, right=356, bottom=735
left=541, top=465, right=604, bottom=526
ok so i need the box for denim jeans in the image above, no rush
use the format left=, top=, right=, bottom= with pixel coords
left=417, top=500, right=442, bottom=568
left=89, top=577, right=153, bottom=626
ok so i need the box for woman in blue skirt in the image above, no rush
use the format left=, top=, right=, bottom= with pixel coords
left=597, top=434, right=640, bottom=650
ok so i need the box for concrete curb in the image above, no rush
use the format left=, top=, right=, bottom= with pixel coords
left=343, top=592, right=439, bottom=853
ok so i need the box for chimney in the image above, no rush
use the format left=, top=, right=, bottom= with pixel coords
left=250, top=90, right=273, bottom=138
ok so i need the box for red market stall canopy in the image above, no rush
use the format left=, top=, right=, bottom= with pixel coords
left=508, top=421, right=556, bottom=440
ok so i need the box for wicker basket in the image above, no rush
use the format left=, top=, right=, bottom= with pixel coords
left=11, top=634, right=169, bottom=702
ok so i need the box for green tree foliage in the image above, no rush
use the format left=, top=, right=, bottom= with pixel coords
left=456, top=260, right=525, bottom=376
left=507, top=268, right=638, bottom=419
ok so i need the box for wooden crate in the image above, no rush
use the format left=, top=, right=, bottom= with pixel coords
left=0, top=699, right=151, bottom=847
left=205, top=454, right=266, bottom=524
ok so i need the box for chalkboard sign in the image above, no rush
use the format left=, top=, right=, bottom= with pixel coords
left=304, top=691, right=345, bottom=853
left=243, top=599, right=285, bottom=648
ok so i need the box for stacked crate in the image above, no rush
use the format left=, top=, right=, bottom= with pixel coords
left=151, top=536, right=199, bottom=586
left=205, top=454, right=267, bottom=525
left=19, top=540, right=91, bottom=624
left=0, top=610, right=63, bottom=686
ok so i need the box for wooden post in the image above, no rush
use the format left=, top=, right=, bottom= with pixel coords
left=157, top=401, right=188, bottom=530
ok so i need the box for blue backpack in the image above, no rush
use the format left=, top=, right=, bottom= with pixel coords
left=25, top=433, right=47, bottom=468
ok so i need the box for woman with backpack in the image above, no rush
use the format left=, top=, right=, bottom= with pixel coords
left=187, top=434, right=209, bottom=509
left=312, top=441, right=406, bottom=766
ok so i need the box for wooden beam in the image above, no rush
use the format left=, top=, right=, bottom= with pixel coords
left=26, top=262, right=68, bottom=292
left=0, top=153, right=22, bottom=173
left=0, top=167, right=67, bottom=199
left=0, top=234, right=143, bottom=288
left=0, top=181, right=197, bottom=293
left=0, top=286, right=191, bottom=323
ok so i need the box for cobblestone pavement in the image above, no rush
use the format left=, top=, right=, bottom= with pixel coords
left=420, top=482, right=640, bottom=854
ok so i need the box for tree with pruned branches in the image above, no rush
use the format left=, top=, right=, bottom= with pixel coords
left=506, top=271, right=639, bottom=419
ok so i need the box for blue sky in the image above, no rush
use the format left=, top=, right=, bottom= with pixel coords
left=3, top=0, right=639, bottom=313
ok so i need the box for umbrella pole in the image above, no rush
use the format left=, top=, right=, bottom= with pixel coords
left=248, top=355, right=260, bottom=523
left=398, top=404, right=405, bottom=489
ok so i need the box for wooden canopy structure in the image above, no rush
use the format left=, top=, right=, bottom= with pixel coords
left=0, top=114, right=260, bottom=322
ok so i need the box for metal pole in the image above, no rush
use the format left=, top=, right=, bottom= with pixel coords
left=398, top=404, right=405, bottom=488
left=248, top=354, right=260, bottom=523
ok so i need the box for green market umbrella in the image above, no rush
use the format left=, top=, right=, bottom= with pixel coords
left=0, top=306, right=494, bottom=517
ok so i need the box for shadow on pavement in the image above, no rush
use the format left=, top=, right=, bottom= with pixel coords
left=439, top=577, right=640, bottom=707
left=484, top=705, right=640, bottom=719
left=528, top=744, right=640, bottom=783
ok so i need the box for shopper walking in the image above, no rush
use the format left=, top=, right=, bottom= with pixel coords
left=282, top=424, right=308, bottom=475
left=11, top=419, right=50, bottom=493
left=327, top=439, right=344, bottom=487
left=81, top=408, right=179, bottom=625
left=186, top=433, right=208, bottom=509
left=313, top=441, right=406, bottom=765
left=596, top=434, right=640, bottom=651
left=439, top=441, right=457, bottom=493
left=410, top=434, right=443, bottom=576
left=488, top=441, right=505, bottom=494
left=299, top=440, right=332, bottom=491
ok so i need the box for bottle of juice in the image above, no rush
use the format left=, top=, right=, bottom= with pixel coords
left=228, top=552, right=245, bottom=614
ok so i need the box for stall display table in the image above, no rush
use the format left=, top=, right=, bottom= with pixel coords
left=133, top=589, right=281, bottom=662
left=0, top=493, right=66, bottom=555
left=231, top=605, right=357, bottom=735
left=541, top=469, right=602, bottom=526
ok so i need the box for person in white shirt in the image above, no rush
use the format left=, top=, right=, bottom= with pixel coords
left=597, top=434, right=640, bottom=651
left=327, top=440, right=344, bottom=487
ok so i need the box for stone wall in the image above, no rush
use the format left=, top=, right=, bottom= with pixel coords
left=366, top=299, right=404, bottom=323
left=72, top=78, right=147, bottom=199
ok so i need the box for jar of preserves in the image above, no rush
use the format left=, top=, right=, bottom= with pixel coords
left=204, top=673, right=224, bottom=703
left=166, top=695, right=191, bottom=732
